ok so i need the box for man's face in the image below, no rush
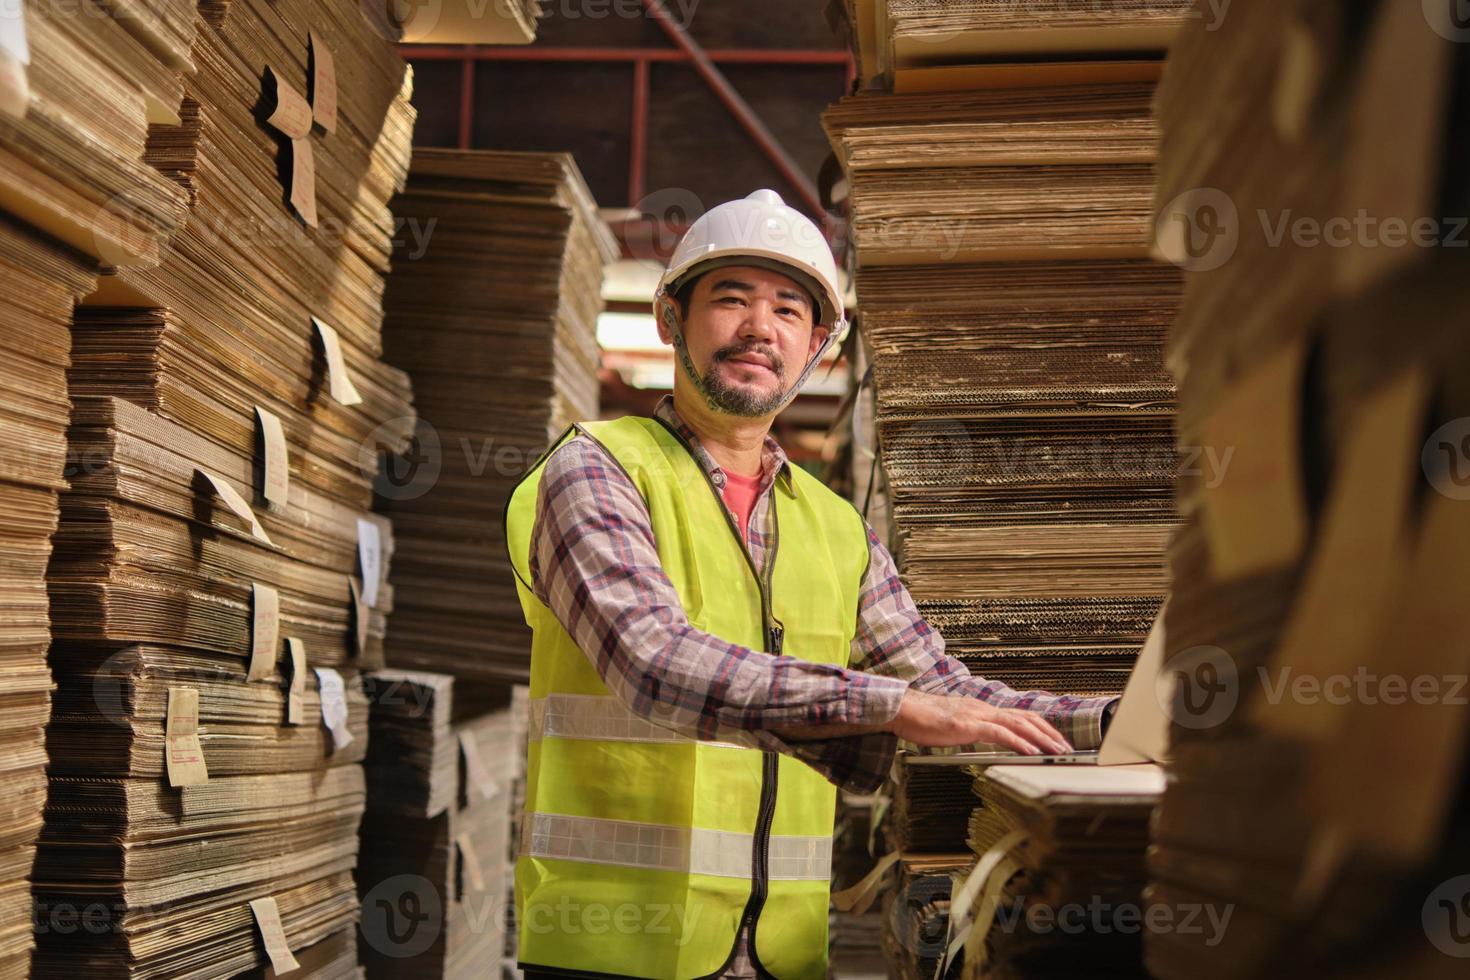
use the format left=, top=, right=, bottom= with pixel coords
left=660, top=265, right=830, bottom=418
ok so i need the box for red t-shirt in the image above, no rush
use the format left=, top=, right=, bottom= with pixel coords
left=720, top=468, right=762, bottom=545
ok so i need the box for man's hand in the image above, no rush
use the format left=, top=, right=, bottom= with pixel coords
left=889, top=689, right=1073, bottom=755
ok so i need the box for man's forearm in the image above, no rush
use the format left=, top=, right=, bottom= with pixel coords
left=778, top=687, right=1075, bottom=756
left=848, top=523, right=1115, bottom=751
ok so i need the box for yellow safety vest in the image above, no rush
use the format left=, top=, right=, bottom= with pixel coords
left=505, top=415, right=869, bottom=979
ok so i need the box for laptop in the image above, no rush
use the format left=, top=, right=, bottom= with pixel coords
left=905, top=606, right=1170, bottom=770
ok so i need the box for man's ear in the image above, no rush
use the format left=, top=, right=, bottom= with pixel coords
left=808, top=323, right=832, bottom=358
left=654, top=296, right=680, bottom=346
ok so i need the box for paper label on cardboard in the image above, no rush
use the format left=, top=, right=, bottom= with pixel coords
left=254, top=406, right=290, bottom=508
left=166, top=687, right=209, bottom=787
left=938, top=829, right=1029, bottom=975
left=249, top=896, right=301, bottom=976
left=249, top=583, right=280, bottom=682
left=289, top=136, right=317, bottom=228
left=310, top=316, right=363, bottom=406
left=457, top=832, right=487, bottom=894
left=265, top=65, right=312, bottom=139
left=830, top=850, right=901, bottom=916
left=356, top=518, right=381, bottom=607
left=309, top=31, right=337, bottom=133
left=197, top=469, right=273, bottom=544
left=314, top=667, right=353, bottom=750
left=459, top=729, right=495, bottom=803
left=285, top=637, right=306, bottom=726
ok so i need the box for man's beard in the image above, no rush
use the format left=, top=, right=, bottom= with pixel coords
left=691, top=342, right=788, bottom=418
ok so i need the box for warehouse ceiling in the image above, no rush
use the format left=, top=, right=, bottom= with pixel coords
left=401, top=0, right=856, bottom=467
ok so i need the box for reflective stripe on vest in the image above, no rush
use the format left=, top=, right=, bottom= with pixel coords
left=528, top=693, right=748, bottom=751
left=522, top=812, right=832, bottom=881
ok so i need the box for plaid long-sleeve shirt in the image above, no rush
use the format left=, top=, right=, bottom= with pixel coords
left=527, top=397, right=1116, bottom=795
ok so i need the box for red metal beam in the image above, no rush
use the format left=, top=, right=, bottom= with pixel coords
left=401, top=45, right=850, bottom=65
left=637, top=0, right=826, bottom=220
left=628, top=59, right=650, bottom=205
left=457, top=52, right=475, bottom=149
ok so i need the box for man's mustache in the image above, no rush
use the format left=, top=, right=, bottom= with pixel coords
left=711, top=343, right=784, bottom=379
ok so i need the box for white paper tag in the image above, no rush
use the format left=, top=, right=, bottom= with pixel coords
left=165, top=687, right=209, bottom=787
left=196, top=469, right=272, bottom=544
left=249, top=896, right=301, bottom=975
left=459, top=729, right=496, bottom=803
left=249, top=583, right=280, bottom=682
left=285, top=637, right=306, bottom=726
left=255, top=406, right=290, bottom=509
left=356, top=518, right=381, bottom=608
left=310, top=316, right=363, bottom=406
left=264, top=65, right=311, bottom=139
left=313, top=667, right=353, bottom=750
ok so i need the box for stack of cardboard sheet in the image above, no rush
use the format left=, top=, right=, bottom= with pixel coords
left=829, top=791, right=889, bottom=975
left=823, top=16, right=1184, bottom=977
left=360, top=670, right=457, bottom=820
left=0, top=0, right=192, bottom=268
left=955, top=765, right=1165, bottom=979
left=889, top=753, right=983, bottom=855
left=29, top=2, right=418, bottom=976
left=0, top=3, right=199, bottom=971
left=377, top=149, right=616, bottom=685
left=0, top=214, right=98, bottom=979
left=50, top=396, right=395, bottom=668
left=827, top=85, right=1165, bottom=264
left=357, top=671, right=528, bottom=978
left=879, top=853, right=972, bottom=980
left=1146, top=2, right=1470, bottom=978
left=825, top=85, right=1179, bottom=702
left=838, top=0, right=1188, bottom=92
left=867, top=755, right=984, bottom=979
left=92, top=1, right=419, bottom=487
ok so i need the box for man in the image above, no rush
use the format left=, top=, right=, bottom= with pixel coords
left=505, top=190, right=1117, bottom=979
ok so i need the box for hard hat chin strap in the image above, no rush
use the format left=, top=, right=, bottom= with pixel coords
left=769, top=328, right=838, bottom=414
left=660, top=301, right=713, bottom=397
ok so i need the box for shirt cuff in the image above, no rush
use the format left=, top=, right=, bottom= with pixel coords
left=841, top=671, right=910, bottom=728
left=777, top=730, right=900, bottom=795
left=1058, top=696, right=1118, bottom=751
left=764, top=672, right=908, bottom=794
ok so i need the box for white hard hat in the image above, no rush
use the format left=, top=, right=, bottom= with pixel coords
left=654, top=189, right=848, bottom=343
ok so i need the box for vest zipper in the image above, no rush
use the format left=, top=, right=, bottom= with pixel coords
left=651, top=417, right=782, bottom=978
left=744, top=501, right=781, bottom=977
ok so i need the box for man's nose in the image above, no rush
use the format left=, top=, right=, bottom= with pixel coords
left=738, top=302, right=779, bottom=342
